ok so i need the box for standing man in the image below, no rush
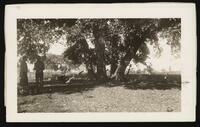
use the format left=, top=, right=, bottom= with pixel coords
left=19, top=56, right=28, bottom=94
left=34, top=56, right=45, bottom=91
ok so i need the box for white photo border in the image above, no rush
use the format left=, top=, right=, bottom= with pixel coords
left=5, top=3, right=196, bottom=122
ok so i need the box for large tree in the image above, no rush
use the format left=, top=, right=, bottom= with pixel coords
left=63, top=19, right=114, bottom=80
left=107, top=19, right=160, bottom=80
left=18, top=18, right=181, bottom=81
left=115, top=19, right=180, bottom=80
left=63, top=18, right=181, bottom=81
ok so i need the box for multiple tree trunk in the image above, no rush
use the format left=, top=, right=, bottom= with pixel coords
left=92, top=31, right=129, bottom=81
left=85, top=24, right=144, bottom=81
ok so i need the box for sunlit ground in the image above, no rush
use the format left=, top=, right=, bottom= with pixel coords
left=18, top=86, right=180, bottom=112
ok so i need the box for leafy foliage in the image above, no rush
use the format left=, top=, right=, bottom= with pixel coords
left=17, top=19, right=76, bottom=63
left=158, top=18, right=181, bottom=58
left=17, top=18, right=181, bottom=79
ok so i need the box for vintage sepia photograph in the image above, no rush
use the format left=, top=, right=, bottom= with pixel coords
left=17, top=18, right=181, bottom=113
left=5, top=4, right=196, bottom=122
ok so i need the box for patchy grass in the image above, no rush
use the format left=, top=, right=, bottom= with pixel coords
left=18, top=85, right=180, bottom=112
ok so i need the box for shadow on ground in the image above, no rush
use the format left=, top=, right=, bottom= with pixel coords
left=123, top=81, right=181, bottom=90
left=18, top=74, right=181, bottom=96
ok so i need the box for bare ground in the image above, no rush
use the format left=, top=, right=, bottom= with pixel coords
left=18, top=85, right=181, bottom=112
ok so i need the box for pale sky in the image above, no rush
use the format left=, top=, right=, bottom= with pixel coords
left=146, top=38, right=180, bottom=72
left=47, top=43, right=66, bottom=55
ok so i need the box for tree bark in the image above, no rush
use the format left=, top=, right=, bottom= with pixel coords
left=126, top=64, right=132, bottom=75
left=111, top=41, right=145, bottom=81
left=110, top=62, right=118, bottom=76
left=93, top=32, right=107, bottom=80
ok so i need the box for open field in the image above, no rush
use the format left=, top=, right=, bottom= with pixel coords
left=18, top=74, right=181, bottom=112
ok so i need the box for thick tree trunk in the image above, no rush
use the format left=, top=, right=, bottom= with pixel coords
left=94, top=33, right=107, bottom=80
left=110, top=40, right=145, bottom=81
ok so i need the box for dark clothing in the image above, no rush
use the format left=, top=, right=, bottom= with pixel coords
left=34, top=60, right=45, bottom=72
left=34, top=60, right=45, bottom=87
left=35, top=71, right=43, bottom=87
left=19, top=60, right=28, bottom=87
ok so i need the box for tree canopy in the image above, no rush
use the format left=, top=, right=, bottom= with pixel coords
left=17, top=19, right=76, bottom=63
left=17, top=18, right=181, bottom=80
